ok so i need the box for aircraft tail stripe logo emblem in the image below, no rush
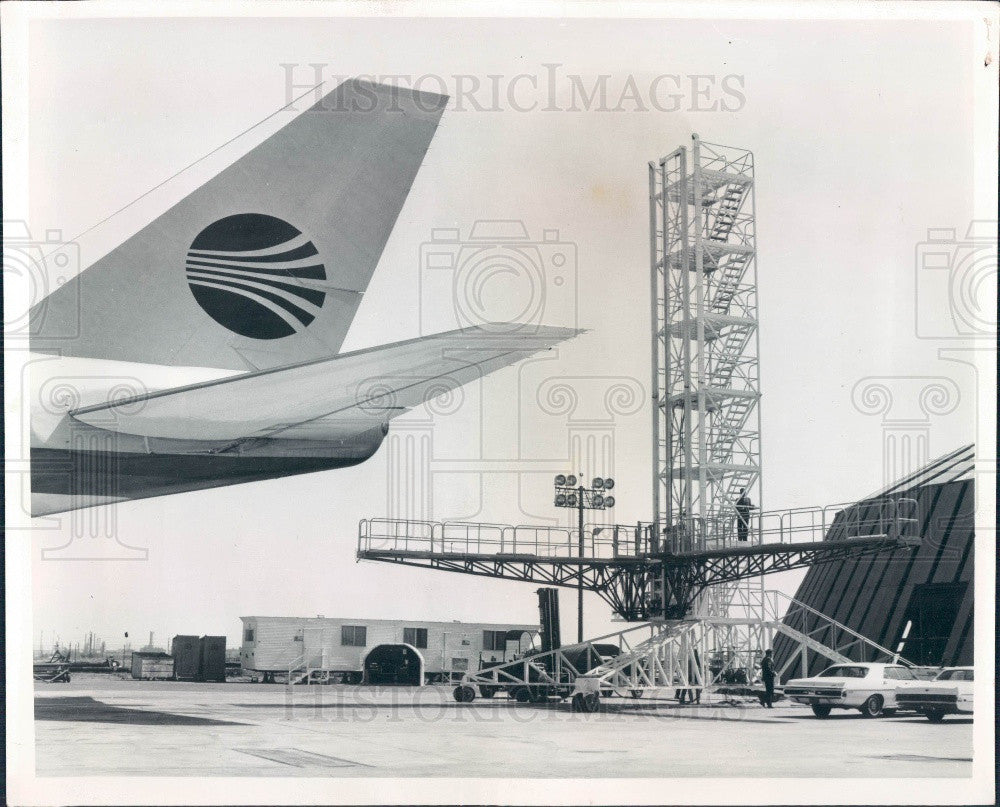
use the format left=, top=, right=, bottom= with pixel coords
left=188, top=236, right=319, bottom=265
left=186, top=214, right=327, bottom=340
left=185, top=258, right=326, bottom=279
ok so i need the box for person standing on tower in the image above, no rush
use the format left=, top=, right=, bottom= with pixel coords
left=735, top=488, right=756, bottom=542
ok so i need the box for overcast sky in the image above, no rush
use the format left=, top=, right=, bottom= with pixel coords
left=18, top=14, right=989, bottom=650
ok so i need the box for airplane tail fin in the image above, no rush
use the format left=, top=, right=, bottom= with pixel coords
left=29, top=80, right=448, bottom=370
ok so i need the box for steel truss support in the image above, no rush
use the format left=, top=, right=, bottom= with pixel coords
left=359, top=530, right=919, bottom=621
left=571, top=612, right=915, bottom=710
left=447, top=597, right=913, bottom=710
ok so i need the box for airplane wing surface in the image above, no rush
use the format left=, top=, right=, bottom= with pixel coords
left=69, top=326, right=581, bottom=443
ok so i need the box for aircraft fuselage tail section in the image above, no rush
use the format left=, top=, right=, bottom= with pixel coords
left=29, top=80, right=448, bottom=371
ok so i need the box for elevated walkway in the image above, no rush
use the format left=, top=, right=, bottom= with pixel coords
left=358, top=496, right=920, bottom=621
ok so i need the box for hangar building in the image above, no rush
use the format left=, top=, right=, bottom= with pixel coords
left=775, top=444, right=974, bottom=678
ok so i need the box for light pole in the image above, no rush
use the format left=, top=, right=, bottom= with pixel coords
left=553, top=474, right=617, bottom=643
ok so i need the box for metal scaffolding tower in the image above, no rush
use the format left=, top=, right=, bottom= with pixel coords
left=650, top=135, right=763, bottom=627
left=650, top=135, right=761, bottom=549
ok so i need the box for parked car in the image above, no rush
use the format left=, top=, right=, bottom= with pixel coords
left=784, top=662, right=919, bottom=718
left=895, top=666, right=974, bottom=722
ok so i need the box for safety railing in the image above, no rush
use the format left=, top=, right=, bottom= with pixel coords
left=756, top=495, right=919, bottom=546
left=358, top=495, right=920, bottom=560
left=359, top=518, right=625, bottom=558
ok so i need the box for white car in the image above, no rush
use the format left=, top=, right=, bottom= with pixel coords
left=784, top=662, right=920, bottom=718
left=895, top=666, right=974, bottom=722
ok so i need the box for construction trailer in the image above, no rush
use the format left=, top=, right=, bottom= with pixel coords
left=130, top=651, right=174, bottom=680
left=240, top=616, right=537, bottom=684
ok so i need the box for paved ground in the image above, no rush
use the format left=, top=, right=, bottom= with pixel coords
left=34, top=677, right=973, bottom=778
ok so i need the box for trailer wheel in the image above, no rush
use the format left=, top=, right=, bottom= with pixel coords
left=453, top=685, right=476, bottom=703
left=528, top=687, right=549, bottom=704
left=513, top=687, right=531, bottom=703
left=630, top=689, right=643, bottom=699
left=478, top=685, right=496, bottom=699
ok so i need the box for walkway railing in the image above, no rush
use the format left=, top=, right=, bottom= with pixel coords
left=358, top=496, right=919, bottom=559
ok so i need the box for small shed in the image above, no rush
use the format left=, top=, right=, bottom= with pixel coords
left=171, top=635, right=201, bottom=680
left=198, top=636, right=227, bottom=682
left=130, top=651, right=174, bottom=680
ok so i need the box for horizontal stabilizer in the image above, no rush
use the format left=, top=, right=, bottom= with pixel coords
left=69, top=326, right=582, bottom=442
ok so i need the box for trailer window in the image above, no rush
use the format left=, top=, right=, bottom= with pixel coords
left=341, top=626, right=367, bottom=647
left=483, top=630, right=507, bottom=651
left=404, top=628, right=428, bottom=649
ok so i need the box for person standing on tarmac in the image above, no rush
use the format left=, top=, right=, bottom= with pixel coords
left=759, top=649, right=776, bottom=708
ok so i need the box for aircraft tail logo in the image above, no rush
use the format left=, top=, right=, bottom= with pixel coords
left=185, top=213, right=326, bottom=340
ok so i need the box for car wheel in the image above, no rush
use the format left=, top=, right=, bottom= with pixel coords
left=811, top=705, right=832, bottom=718
left=925, top=710, right=946, bottom=723
left=860, top=694, right=884, bottom=718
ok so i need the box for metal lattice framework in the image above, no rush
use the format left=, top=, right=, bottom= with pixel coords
left=446, top=590, right=914, bottom=704
left=649, top=135, right=764, bottom=633
left=650, top=136, right=761, bottom=550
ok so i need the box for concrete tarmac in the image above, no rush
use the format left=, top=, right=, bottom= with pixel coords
left=34, top=677, right=973, bottom=778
